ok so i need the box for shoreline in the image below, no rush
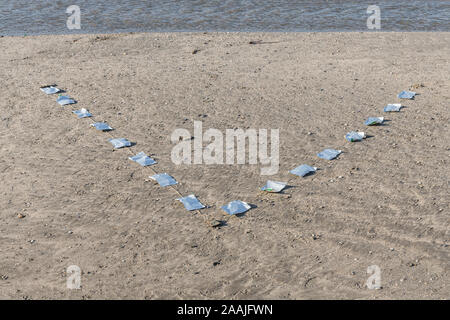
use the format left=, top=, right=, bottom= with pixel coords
left=2, top=30, right=450, bottom=38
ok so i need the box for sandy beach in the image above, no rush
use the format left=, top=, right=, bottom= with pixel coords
left=0, top=32, right=448, bottom=299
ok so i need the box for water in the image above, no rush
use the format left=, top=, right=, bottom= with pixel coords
left=0, top=0, right=449, bottom=36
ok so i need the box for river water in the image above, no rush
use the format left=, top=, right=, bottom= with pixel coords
left=0, top=0, right=449, bottom=36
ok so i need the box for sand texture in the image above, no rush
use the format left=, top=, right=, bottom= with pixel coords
left=0, top=32, right=448, bottom=299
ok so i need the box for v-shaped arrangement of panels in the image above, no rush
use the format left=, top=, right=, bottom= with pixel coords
left=40, top=85, right=416, bottom=219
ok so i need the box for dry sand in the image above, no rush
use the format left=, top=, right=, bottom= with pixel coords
left=0, top=32, right=448, bottom=299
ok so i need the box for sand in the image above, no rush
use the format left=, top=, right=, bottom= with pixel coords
left=0, top=32, right=448, bottom=299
